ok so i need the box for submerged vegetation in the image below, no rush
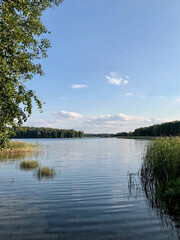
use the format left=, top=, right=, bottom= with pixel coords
left=37, top=166, right=56, bottom=179
left=20, top=160, right=39, bottom=170
left=141, top=137, right=180, bottom=224
left=0, top=141, right=56, bottom=181
left=20, top=161, right=56, bottom=180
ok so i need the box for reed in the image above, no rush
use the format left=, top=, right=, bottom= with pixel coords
left=0, top=141, right=39, bottom=155
left=141, top=137, right=180, bottom=220
left=20, top=160, right=39, bottom=170
left=37, top=166, right=56, bottom=179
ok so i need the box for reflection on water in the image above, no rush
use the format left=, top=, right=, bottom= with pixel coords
left=128, top=171, right=180, bottom=240
left=0, top=150, right=40, bottom=162
left=141, top=176, right=180, bottom=240
left=0, top=138, right=179, bottom=240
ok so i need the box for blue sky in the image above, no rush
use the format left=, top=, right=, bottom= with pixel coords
left=26, top=0, right=180, bottom=133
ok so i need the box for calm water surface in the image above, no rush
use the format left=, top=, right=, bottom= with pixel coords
left=0, top=138, right=178, bottom=240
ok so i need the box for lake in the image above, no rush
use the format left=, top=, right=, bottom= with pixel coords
left=0, top=138, right=179, bottom=240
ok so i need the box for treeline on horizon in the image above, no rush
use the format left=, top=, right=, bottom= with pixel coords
left=10, top=120, right=180, bottom=139
left=116, top=120, right=180, bottom=137
left=84, top=133, right=114, bottom=138
left=11, top=127, right=84, bottom=138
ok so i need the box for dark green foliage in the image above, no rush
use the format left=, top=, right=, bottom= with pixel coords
left=115, top=120, right=180, bottom=137
left=141, top=137, right=180, bottom=222
left=11, top=126, right=84, bottom=138
left=84, top=133, right=114, bottom=138
left=133, top=121, right=180, bottom=137
left=0, top=0, right=63, bottom=149
left=115, top=132, right=132, bottom=137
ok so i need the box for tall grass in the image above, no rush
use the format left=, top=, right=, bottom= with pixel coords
left=8, top=141, right=38, bottom=150
left=0, top=141, right=39, bottom=155
left=141, top=137, right=180, bottom=222
left=37, top=166, right=56, bottom=179
left=20, top=160, right=39, bottom=170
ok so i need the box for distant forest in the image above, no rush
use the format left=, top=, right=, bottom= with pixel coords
left=11, top=121, right=180, bottom=139
left=84, top=133, right=114, bottom=138
left=116, top=121, right=180, bottom=137
left=11, top=127, right=84, bottom=138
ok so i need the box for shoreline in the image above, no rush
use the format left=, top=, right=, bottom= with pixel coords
left=115, top=136, right=156, bottom=140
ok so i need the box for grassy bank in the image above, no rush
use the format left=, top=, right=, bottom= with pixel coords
left=141, top=137, right=180, bottom=221
left=0, top=141, right=39, bottom=155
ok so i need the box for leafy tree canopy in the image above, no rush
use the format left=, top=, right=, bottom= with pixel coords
left=0, top=0, right=62, bottom=149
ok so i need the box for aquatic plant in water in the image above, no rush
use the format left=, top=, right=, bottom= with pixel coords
left=20, top=160, right=39, bottom=170
left=141, top=137, right=180, bottom=227
left=37, top=166, right=56, bottom=179
left=0, top=141, right=39, bottom=155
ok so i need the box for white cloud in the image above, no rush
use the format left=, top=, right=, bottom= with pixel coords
left=54, top=110, right=83, bottom=119
left=123, top=80, right=129, bottom=85
left=106, top=72, right=129, bottom=86
left=175, top=98, right=180, bottom=103
left=71, top=84, right=87, bottom=89
left=126, top=93, right=133, bottom=96
left=26, top=111, right=173, bottom=134
left=86, top=113, right=151, bottom=124
left=81, top=114, right=172, bottom=133
left=25, top=119, right=54, bottom=128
